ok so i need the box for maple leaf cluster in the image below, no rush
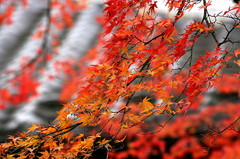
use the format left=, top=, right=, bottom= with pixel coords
left=0, top=0, right=239, bottom=158
left=0, top=0, right=87, bottom=109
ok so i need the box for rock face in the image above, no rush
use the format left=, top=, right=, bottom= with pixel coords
left=0, top=0, right=239, bottom=143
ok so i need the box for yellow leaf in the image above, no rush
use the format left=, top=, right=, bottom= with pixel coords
left=95, top=133, right=101, bottom=138
left=15, top=155, right=27, bottom=159
left=234, top=60, right=240, bottom=66
left=138, top=97, right=154, bottom=112
left=77, top=113, right=95, bottom=127
left=115, top=136, right=126, bottom=143
left=6, top=154, right=15, bottom=159
left=43, top=138, right=58, bottom=151
left=97, top=139, right=109, bottom=146
left=28, top=124, right=38, bottom=132
left=39, top=150, right=50, bottom=158
left=121, top=124, right=128, bottom=129
left=42, top=127, right=56, bottom=134
left=81, top=137, right=95, bottom=149
left=128, top=114, right=141, bottom=123
left=105, top=143, right=112, bottom=149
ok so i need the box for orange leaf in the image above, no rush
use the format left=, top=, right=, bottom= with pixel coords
left=138, top=97, right=154, bottom=112
left=234, top=48, right=240, bottom=57
left=28, top=124, right=38, bottom=132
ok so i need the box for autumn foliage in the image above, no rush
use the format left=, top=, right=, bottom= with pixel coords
left=0, top=0, right=239, bottom=158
